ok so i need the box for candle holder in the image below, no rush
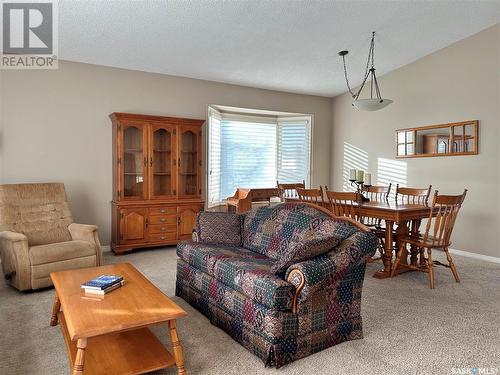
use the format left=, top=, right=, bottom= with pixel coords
left=349, top=179, right=370, bottom=202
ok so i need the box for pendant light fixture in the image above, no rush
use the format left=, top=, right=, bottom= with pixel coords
left=339, top=32, right=393, bottom=111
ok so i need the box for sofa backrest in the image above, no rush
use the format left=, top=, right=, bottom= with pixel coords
left=0, top=183, right=73, bottom=246
left=242, top=203, right=358, bottom=258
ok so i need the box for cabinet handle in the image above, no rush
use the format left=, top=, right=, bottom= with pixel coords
left=160, top=227, right=166, bottom=231
left=177, top=217, right=181, bottom=224
left=150, top=157, right=153, bottom=167
left=178, top=158, right=181, bottom=167
left=160, top=236, right=166, bottom=240
left=160, top=218, right=166, bottom=222
left=145, top=218, right=149, bottom=228
left=160, top=209, right=166, bottom=213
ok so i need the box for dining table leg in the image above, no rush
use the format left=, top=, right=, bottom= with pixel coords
left=393, top=221, right=411, bottom=273
left=373, top=220, right=394, bottom=279
left=410, top=219, right=422, bottom=266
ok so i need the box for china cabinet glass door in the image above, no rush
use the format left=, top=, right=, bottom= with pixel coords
left=151, top=125, right=176, bottom=198
left=122, top=125, right=146, bottom=199
left=179, top=127, right=200, bottom=196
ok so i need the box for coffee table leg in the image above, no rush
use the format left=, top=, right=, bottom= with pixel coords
left=73, top=338, right=87, bottom=375
left=50, top=293, right=61, bottom=326
left=168, top=320, right=187, bottom=375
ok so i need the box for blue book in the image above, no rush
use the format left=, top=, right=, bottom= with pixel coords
left=81, top=275, right=123, bottom=290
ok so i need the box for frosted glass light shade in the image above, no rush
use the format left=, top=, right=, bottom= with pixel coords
left=352, top=98, right=393, bottom=111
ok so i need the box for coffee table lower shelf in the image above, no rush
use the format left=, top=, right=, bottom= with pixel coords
left=58, top=311, right=176, bottom=375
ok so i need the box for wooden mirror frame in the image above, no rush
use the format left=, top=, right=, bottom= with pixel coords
left=395, top=120, right=478, bottom=158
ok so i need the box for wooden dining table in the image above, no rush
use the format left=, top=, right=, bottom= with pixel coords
left=354, top=201, right=434, bottom=278
left=285, top=197, right=435, bottom=279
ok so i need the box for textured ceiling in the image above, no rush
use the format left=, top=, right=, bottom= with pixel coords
left=59, top=0, right=500, bottom=97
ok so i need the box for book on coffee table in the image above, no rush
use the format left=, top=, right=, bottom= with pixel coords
left=84, top=280, right=125, bottom=295
left=81, top=275, right=123, bottom=290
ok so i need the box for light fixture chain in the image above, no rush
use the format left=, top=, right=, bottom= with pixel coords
left=371, top=31, right=375, bottom=68
left=341, top=55, right=356, bottom=98
left=354, top=32, right=375, bottom=100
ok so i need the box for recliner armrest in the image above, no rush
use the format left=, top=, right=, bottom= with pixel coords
left=68, top=223, right=103, bottom=265
left=0, top=231, right=31, bottom=291
left=0, top=231, right=28, bottom=242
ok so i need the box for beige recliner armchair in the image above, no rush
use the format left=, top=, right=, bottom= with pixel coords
left=0, top=183, right=102, bottom=291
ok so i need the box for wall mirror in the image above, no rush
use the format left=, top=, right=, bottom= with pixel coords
left=396, top=120, right=478, bottom=158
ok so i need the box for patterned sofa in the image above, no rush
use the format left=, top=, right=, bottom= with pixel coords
left=175, top=203, right=376, bottom=368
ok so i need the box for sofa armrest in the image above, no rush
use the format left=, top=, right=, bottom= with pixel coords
left=68, top=223, right=103, bottom=265
left=286, top=231, right=377, bottom=312
left=0, top=231, right=31, bottom=291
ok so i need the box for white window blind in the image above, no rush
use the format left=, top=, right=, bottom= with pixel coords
left=220, top=121, right=277, bottom=199
left=207, top=108, right=221, bottom=207
left=277, top=118, right=311, bottom=186
left=207, top=108, right=312, bottom=206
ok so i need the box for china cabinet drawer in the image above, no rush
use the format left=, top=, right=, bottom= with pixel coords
left=149, top=232, right=177, bottom=242
left=149, top=224, right=176, bottom=234
left=149, top=207, right=176, bottom=216
left=149, top=215, right=177, bottom=225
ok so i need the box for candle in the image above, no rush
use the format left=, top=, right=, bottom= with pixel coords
left=356, top=170, right=364, bottom=182
left=365, top=173, right=372, bottom=186
left=349, top=169, right=357, bottom=180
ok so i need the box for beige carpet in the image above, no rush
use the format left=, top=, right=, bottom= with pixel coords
left=1, top=247, right=499, bottom=375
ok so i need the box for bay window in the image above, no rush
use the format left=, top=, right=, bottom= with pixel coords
left=207, top=106, right=312, bottom=207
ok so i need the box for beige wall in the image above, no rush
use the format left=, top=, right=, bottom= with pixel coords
left=1, top=24, right=498, bottom=256
left=331, top=24, right=500, bottom=257
left=0, top=61, right=332, bottom=245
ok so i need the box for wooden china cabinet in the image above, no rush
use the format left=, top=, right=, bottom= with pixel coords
left=110, top=112, right=204, bottom=254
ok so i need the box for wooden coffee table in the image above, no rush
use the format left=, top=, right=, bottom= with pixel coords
left=50, top=263, right=188, bottom=375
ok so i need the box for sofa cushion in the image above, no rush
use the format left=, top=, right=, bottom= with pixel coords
left=29, top=240, right=96, bottom=265
left=270, top=219, right=359, bottom=274
left=197, top=211, right=242, bottom=246
left=213, top=252, right=294, bottom=311
left=177, top=241, right=262, bottom=275
left=177, top=241, right=295, bottom=311
left=243, top=204, right=355, bottom=262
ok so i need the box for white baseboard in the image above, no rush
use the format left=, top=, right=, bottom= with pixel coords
left=449, top=248, right=500, bottom=264
left=102, top=245, right=111, bottom=253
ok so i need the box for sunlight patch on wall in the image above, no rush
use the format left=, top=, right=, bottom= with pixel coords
left=343, top=142, right=369, bottom=191
left=377, top=157, right=407, bottom=199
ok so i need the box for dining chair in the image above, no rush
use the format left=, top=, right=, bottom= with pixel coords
left=296, top=187, right=325, bottom=205
left=361, top=184, right=391, bottom=227
left=395, top=184, right=432, bottom=205
left=390, top=189, right=467, bottom=289
left=361, top=184, right=392, bottom=262
left=394, top=184, right=432, bottom=261
left=324, top=189, right=362, bottom=220
left=277, top=180, right=305, bottom=201
left=362, top=184, right=392, bottom=202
